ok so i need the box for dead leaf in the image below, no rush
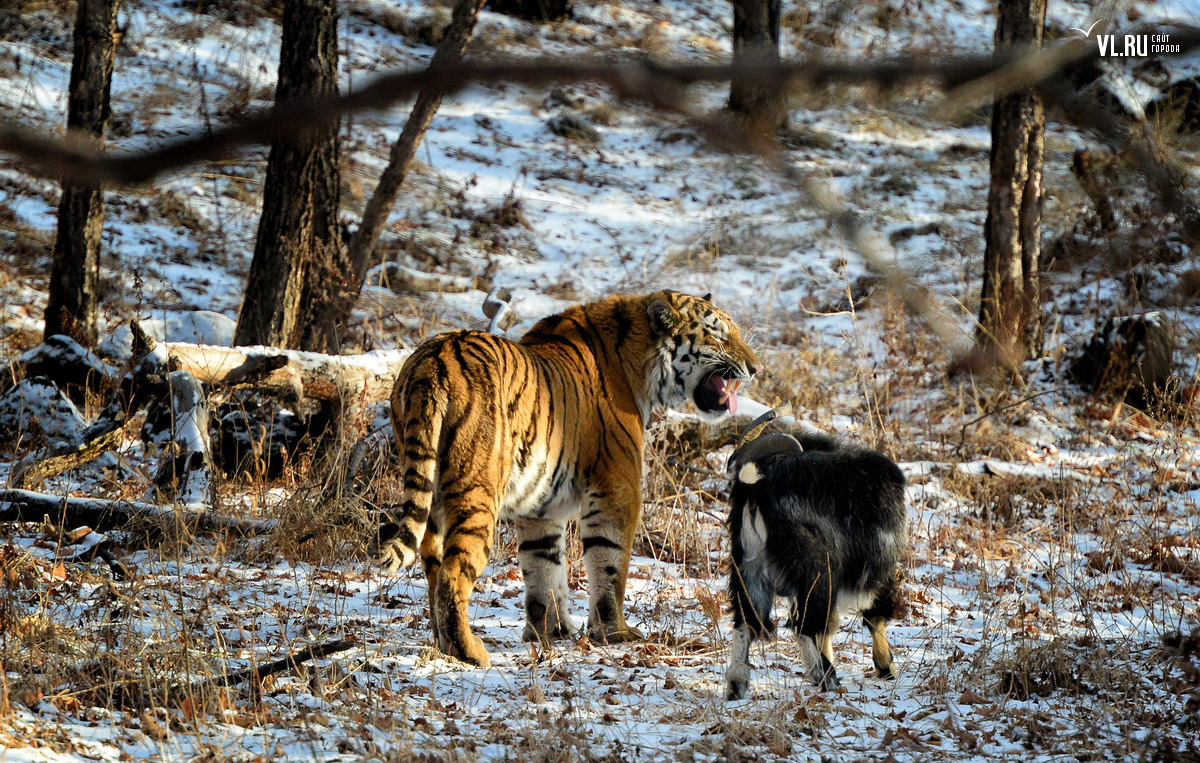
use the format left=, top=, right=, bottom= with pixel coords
left=140, top=711, right=170, bottom=740
left=957, top=689, right=990, bottom=705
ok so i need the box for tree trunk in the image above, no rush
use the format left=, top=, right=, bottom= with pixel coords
left=729, top=0, right=785, bottom=132
left=977, top=0, right=1046, bottom=368
left=329, top=0, right=487, bottom=344
left=44, top=0, right=121, bottom=347
left=234, top=0, right=343, bottom=352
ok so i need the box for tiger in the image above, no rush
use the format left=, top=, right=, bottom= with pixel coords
left=371, top=290, right=761, bottom=667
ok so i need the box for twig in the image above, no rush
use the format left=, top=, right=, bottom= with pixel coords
left=956, top=385, right=1070, bottom=451
left=204, top=638, right=357, bottom=690
left=664, top=457, right=723, bottom=479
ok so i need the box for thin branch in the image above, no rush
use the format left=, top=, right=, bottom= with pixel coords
left=203, top=638, right=357, bottom=690
left=0, top=53, right=1025, bottom=187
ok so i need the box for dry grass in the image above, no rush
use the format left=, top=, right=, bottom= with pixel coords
left=941, top=471, right=1086, bottom=526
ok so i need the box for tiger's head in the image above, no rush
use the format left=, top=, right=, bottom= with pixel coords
left=643, top=291, right=761, bottom=420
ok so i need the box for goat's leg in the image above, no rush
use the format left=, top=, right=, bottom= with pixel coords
left=862, top=575, right=902, bottom=680
left=796, top=631, right=841, bottom=692
left=818, top=604, right=839, bottom=665
left=725, top=554, right=776, bottom=701
left=864, top=616, right=894, bottom=679
left=725, top=625, right=753, bottom=700
left=791, top=596, right=841, bottom=692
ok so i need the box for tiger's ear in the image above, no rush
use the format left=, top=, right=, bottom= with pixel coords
left=647, top=297, right=677, bottom=335
left=702, top=292, right=712, bottom=302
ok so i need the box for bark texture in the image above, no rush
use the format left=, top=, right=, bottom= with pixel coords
left=729, top=0, right=785, bottom=131
left=234, top=0, right=343, bottom=352
left=45, top=0, right=121, bottom=347
left=977, top=0, right=1047, bottom=366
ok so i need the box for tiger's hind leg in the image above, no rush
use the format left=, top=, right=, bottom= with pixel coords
left=420, top=515, right=444, bottom=642
left=517, top=517, right=575, bottom=644
left=432, top=485, right=498, bottom=667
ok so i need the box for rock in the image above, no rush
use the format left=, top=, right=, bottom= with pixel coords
left=1069, top=312, right=1174, bottom=406
left=0, top=377, right=87, bottom=448
left=547, top=111, right=601, bottom=145
left=16, top=336, right=118, bottom=402
left=545, top=86, right=584, bottom=110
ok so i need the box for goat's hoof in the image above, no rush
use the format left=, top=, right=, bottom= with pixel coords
left=522, top=621, right=576, bottom=644
left=588, top=624, right=645, bottom=644
left=725, top=678, right=749, bottom=701
left=816, top=674, right=844, bottom=693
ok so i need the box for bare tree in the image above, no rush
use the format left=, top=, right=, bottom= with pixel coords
left=328, top=0, right=487, bottom=343
left=977, top=0, right=1046, bottom=368
left=234, top=0, right=343, bottom=352
left=44, top=0, right=121, bottom=347
left=729, top=0, right=785, bottom=131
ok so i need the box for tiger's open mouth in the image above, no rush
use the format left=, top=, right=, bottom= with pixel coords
left=695, top=370, right=744, bottom=415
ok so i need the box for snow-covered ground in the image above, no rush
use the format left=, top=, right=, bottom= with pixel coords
left=3, top=0, right=1200, bottom=760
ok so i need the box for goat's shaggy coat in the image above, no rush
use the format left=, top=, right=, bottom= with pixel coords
left=724, top=431, right=907, bottom=699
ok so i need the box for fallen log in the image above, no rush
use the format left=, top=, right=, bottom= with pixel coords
left=105, top=637, right=357, bottom=710
left=0, top=489, right=276, bottom=536
left=10, top=419, right=136, bottom=489
left=162, top=343, right=411, bottom=427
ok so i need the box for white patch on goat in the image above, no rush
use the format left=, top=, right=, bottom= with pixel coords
left=837, top=587, right=880, bottom=613
left=737, top=462, right=762, bottom=484
left=741, top=505, right=768, bottom=556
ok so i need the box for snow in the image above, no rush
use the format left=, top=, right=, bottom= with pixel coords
left=3, top=0, right=1200, bottom=760
left=98, top=310, right=237, bottom=361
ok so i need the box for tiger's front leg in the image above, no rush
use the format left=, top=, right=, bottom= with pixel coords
left=581, top=488, right=645, bottom=643
left=517, top=517, right=575, bottom=644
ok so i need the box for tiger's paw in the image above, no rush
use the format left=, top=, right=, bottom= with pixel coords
left=441, top=633, right=491, bottom=668
left=369, top=525, right=414, bottom=573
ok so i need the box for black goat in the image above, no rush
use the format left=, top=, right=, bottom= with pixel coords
left=724, top=428, right=907, bottom=700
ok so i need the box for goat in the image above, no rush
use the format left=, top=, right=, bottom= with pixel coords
left=724, top=422, right=907, bottom=700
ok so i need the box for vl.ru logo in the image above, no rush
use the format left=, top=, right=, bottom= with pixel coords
left=1070, top=22, right=1181, bottom=56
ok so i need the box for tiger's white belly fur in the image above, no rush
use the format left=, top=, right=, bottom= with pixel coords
left=502, top=446, right=578, bottom=521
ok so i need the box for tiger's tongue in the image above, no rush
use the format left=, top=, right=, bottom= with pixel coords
left=707, top=374, right=740, bottom=415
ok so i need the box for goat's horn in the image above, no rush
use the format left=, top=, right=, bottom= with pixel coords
left=737, top=408, right=778, bottom=448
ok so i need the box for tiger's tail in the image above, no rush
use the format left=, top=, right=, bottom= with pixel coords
left=371, top=372, right=445, bottom=573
